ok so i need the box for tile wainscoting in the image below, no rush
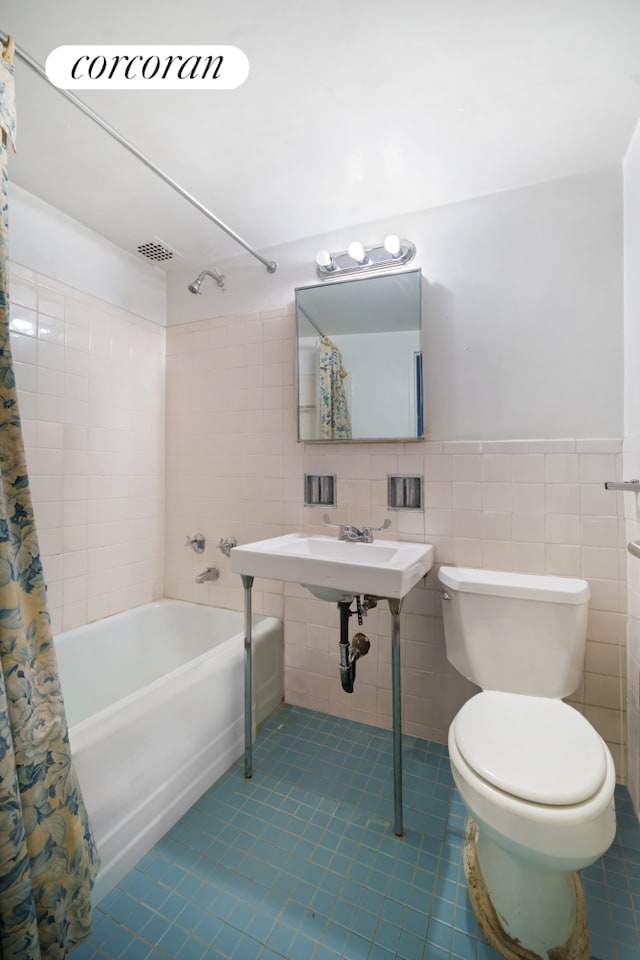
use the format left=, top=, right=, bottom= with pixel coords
left=165, top=308, right=628, bottom=781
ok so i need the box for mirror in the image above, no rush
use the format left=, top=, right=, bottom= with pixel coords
left=296, top=268, right=423, bottom=442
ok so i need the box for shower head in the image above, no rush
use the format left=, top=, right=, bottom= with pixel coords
left=188, top=268, right=226, bottom=294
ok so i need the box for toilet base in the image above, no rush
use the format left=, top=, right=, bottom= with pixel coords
left=463, top=820, right=589, bottom=960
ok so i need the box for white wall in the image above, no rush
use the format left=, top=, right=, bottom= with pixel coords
left=168, top=166, right=624, bottom=441
left=9, top=184, right=166, bottom=325
left=623, top=118, right=640, bottom=814
left=336, top=331, right=418, bottom=439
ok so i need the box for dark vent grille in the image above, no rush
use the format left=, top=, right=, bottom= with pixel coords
left=137, top=240, right=174, bottom=262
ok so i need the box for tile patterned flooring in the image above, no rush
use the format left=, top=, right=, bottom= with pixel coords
left=74, top=705, right=639, bottom=960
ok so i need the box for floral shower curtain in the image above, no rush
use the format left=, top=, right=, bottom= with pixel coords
left=0, top=37, right=99, bottom=959
left=318, top=335, right=352, bottom=440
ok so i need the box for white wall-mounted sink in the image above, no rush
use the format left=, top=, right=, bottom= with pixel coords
left=231, top=533, right=434, bottom=600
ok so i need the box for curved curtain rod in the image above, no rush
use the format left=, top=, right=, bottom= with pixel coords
left=0, top=31, right=277, bottom=274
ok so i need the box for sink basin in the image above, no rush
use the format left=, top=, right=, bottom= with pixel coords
left=231, top=533, right=434, bottom=600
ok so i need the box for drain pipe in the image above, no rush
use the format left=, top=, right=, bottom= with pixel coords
left=338, top=601, right=354, bottom=693
left=337, top=598, right=372, bottom=693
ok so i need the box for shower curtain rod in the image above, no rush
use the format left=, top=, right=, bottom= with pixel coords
left=0, top=32, right=277, bottom=274
left=297, top=303, right=326, bottom=339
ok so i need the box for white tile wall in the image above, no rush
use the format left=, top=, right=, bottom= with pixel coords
left=623, top=436, right=640, bottom=810
left=9, top=262, right=166, bottom=634
left=165, top=307, right=629, bottom=780
left=164, top=309, right=294, bottom=617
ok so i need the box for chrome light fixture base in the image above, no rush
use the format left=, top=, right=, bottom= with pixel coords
left=315, top=237, right=416, bottom=281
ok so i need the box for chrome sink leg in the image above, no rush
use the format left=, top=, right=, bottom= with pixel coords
left=241, top=574, right=254, bottom=778
left=388, top=597, right=404, bottom=836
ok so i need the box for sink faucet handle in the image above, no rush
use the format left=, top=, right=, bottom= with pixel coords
left=322, top=514, right=341, bottom=529
left=361, top=519, right=392, bottom=543
left=323, top=514, right=346, bottom=533
left=370, top=519, right=392, bottom=533
left=322, top=514, right=352, bottom=540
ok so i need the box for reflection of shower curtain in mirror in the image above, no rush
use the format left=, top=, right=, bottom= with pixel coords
left=318, top=336, right=351, bottom=439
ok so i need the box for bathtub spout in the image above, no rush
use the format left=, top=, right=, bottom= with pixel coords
left=195, top=566, right=220, bottom=583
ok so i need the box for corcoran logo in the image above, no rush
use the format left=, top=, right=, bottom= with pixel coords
left=45, top=45, right=249, bottom=90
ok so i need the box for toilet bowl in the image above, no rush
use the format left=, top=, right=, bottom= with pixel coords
left=438, top=566, right=617, bottom=960
left=450, top=692, right=616, bottom=869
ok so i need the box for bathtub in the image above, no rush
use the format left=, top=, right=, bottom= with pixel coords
left=55, top=599, right=283, bottom=905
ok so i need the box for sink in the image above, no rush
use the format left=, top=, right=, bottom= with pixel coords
left=231, top=533, right=434, bottom=600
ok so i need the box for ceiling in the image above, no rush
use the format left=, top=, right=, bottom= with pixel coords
left=3, top=0, right=640, bottom=278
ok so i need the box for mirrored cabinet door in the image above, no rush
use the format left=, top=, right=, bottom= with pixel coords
left=296, top=269, right=423, bottom=443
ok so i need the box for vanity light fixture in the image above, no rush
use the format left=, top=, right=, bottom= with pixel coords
left=315, top=235, right=416, bottom=280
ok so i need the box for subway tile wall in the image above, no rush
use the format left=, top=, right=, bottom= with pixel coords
left=165, top=308, right=629, bottom=781
left=9, top=262, right=166, bottom=634
left=623, top=436, right=640, bottom=812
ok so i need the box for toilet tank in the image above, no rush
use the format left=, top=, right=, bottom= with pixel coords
left=438, top=566, right=590, bottom=698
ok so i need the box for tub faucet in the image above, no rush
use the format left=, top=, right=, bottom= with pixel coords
left=185, top=533, right=205, bottom=554
left=195, top=566, right=220, bottom=583
left=218, top=537, right=238, bottom=558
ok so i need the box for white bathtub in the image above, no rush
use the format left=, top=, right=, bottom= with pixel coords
left=55, top=599, right=283, bottom=905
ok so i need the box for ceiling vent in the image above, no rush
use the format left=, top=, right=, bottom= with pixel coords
left=136, top=239, right=175, bottom=263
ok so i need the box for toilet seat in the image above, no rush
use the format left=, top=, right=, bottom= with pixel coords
left=452, top=691, right=607, bottom=806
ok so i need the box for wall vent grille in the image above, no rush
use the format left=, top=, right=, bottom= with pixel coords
left=137, top=240, right=174, bottom=262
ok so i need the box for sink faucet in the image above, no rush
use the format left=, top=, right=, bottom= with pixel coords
left=323, top=515, right=391, bottom=543
left=341, top=524, right=366, bottom=542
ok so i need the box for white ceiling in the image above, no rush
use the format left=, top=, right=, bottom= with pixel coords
left=3, top=0, right=640, bottom=277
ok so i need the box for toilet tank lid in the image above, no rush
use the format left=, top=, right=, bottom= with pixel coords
left=438, top=566, right=590, bottom=605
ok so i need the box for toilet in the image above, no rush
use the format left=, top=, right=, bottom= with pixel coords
left=438, top=566, right=616, bottom=960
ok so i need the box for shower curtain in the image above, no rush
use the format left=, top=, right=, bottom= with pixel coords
left=318, top=335, right=352, bottom=440
left=0, top=37, right=99, bottom=959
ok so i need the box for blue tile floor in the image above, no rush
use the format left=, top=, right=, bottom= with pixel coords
left=75, top=705, right=639, bottom=960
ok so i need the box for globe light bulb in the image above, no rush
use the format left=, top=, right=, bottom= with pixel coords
left=384, top=234, right=401, bottom=257
left=348, top=241, right=367, bottom=264
left=315, top=250, right=333, bottom=267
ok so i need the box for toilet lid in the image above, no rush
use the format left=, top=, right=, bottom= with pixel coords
left=453, top=691, right=607, bottom=805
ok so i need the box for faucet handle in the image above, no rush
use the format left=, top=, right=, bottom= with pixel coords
left=323, top=514, right=352, bottom=540
left=218, top=536, right=238, bottom=558
left=322, top=514, right=341, bottom=529
left=361, top=519, right=392, bottom=542
left=369, top=519, right=392, bottom=533
left=185, top=533, right=205, bottom=554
